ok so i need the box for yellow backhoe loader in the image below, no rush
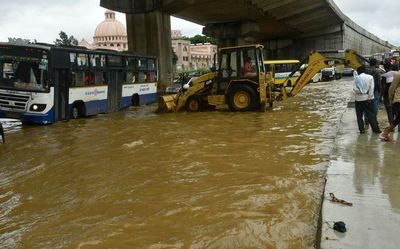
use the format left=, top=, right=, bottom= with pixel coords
left=159, top=44, right=367, bottom=113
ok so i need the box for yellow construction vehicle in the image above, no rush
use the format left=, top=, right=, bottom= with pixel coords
left=159, top=45, right=366, bottom=112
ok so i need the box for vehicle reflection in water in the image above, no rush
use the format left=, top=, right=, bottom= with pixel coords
left=1, top=81, right=352, bottom=248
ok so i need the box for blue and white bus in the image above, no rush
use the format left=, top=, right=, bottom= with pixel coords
left=0, top=43, right=158, bottom=124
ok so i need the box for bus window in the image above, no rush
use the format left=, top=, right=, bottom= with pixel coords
left=138, top=72, right=147, bottom=83
left=264, top=60, right=300, bottom=86
left=70, top=53, right=77, bottom=67
left=0, top=55, right=48, bottom=91
left=137, top=58, right=147, bottom=70
left=126, top=71, right=136, bottom=84
left=90, top=54, right=105, bottom=68
left=74, top=71, right=85, bottom=87
left=126, top=57, right=136, bottom=69
left=77, top=54, right=89, bottom=67
left=107, top=55, right=122, bottom=67
left=146, top=72, right=156, bottom=82
left=94, top=71, right=105, bottom=85
left=147, top=59, right=156, bottom=71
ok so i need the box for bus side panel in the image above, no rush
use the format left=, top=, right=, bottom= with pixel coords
left=68, top=86, right=108, bottom=116
left=121, top=84, right=135, bottom=108
left=121, top=82, right=157, bottom=107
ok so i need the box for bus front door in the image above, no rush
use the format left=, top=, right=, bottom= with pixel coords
left=108, top=70, right=123, bottom=112
left=54, top=70, right=70, bottom=121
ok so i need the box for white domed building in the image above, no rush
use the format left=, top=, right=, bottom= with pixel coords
left=79, top=10, right=128, bottom=51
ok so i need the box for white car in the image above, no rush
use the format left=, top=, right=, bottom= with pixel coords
left=310, top=72, right=322, bottom=83
left=183, top=77, right=198, bottom=90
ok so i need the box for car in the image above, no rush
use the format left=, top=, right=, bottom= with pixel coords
left=343, top=67, right=354, bottom=76
left=321, top=67, right=335, bottom=81
left=165, top=84, right=182, bottom=94
left=182, top=77, right=198, bottom=90
left=310, top=72, right=322, bottom=83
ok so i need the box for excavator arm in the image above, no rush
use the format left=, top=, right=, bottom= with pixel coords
left=285, top=49, right=367, bottom=98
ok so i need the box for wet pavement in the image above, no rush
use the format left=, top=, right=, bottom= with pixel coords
left=321, top=106, right=400, bottom=248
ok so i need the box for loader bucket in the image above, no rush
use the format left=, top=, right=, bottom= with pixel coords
left=157, top=94, right=177, bottom=113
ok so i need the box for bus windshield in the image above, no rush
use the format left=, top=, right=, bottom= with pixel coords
left=0, top=53, right=49, bottom=92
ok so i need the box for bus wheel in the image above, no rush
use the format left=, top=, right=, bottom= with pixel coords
left=185, top=95, right=203, bottom=112
left=71, top=105, right=80, bottom=119
left=227, top=85, right=257, bottom=111
left=131, top=94, right=140, bottom=106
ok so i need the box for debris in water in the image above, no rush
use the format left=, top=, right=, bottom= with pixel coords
left=123, top=140, right=144, bottom=148
left=333, top=221, right=347, bottom=233
left=329, top=193, right=353, bottom=206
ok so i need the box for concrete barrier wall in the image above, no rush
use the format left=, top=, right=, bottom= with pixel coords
left=343, top=24, right=391, bottom=55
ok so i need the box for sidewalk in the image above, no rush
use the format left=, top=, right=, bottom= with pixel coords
left=321, top=107, right=400, bottom=249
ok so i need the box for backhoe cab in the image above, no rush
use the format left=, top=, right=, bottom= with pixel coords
left=158, top=45, right=367, bottom=113
left=159, top=44, right=267, bottom=112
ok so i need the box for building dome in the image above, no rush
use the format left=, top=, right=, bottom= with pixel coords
left=93, top=10, right=128, bottom=51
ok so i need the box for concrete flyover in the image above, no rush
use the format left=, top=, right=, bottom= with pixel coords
left=100, top=0, right=394, bottom=85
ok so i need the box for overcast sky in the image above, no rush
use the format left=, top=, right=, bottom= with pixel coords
left=0, top=0, right=399, bottom=46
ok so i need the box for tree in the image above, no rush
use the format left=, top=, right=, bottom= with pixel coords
left=8, top=37, right=35, bottom=45
left=54, top=31, right=78, bottom=46
left=189, top=35, right=217, bottom=45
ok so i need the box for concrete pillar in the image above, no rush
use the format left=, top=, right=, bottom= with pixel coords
left=126, top=11, right=173, bottom=90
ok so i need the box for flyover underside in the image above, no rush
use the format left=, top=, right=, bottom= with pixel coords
left=343, top=24, right=391, bottom=55
left=100, top=0, right=394, bottom=85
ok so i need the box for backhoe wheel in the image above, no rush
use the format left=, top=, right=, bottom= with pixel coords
left=185, top=95, right=203, bottom=112
left=227, top=84, right=258, bottom=111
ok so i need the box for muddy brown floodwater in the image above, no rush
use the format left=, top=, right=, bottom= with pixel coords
left=0, top=80, right=353, bottom=249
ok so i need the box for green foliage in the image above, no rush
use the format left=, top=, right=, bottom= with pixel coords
left=176, top=68, right=210, bottom=79
left=54, top=31, right=78, bottom=46
left=174, top=35, right=217, bottom=45
left=188, top=35, right=217, bottom=45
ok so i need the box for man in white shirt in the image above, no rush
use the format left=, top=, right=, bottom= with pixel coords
left=353, top=65, right=381, bottom=134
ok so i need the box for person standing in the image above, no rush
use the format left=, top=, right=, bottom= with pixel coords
left=364, top=58, right=382, bottom=127
left=353, top=65, right=381, bottom=134
left=379, top=72, right=400, bottom=141
left=0, top=122, right=4, bottom=144
left=381, top=63, right=397, bottom=126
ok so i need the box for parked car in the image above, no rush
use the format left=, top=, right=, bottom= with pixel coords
left=343, top=66, right=354, bottom=76
left=321, top=67, right=335, bottom=81
left=310, top=72, right=322, bottom=83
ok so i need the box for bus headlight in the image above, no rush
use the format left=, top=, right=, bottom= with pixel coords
left=30, top=104, right=47, bottom=112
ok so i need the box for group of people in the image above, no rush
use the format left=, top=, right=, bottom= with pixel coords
left=353, top=58, right=400, bottom=142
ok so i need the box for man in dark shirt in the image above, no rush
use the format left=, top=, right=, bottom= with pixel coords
left=364, top=58, right=381, bottom=127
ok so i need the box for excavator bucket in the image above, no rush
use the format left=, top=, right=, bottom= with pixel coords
left=157, top=94, right=178, bottom=113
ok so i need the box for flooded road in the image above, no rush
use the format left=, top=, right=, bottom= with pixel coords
left=1, top=80, right=353, bottom=249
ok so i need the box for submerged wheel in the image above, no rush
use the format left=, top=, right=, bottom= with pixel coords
left=71, top=103, right=85, bottom=119
left=227, top=84, right=258, bottom=111
left=185, top=95, right=203, bottom=112
left=71, top=105, right=80, bottom=119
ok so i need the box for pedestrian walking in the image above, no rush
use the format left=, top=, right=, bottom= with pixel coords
left=381, top=63, right=397, bottom=126
left=353, top=65, right=381, bottom=134
left=364, top=58, right=382, bottom=127
left=379, top=72, right=400, bottom=141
